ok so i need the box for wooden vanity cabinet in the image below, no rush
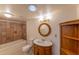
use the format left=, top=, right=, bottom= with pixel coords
left=32, top=44, right=52, bottom=55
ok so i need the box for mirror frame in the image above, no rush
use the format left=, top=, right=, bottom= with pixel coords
left=38, top=23, right=51, bottom=37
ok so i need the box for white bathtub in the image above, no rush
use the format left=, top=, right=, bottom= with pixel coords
left=0, top=39, right=26, bottom=55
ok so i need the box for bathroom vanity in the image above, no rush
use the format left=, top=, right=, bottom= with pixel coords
left=32, top=22, right=53, bottom=55
left=32, top=39, right=53, bottom=55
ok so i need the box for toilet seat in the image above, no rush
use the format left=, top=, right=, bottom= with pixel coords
left=22, top=44, right=32, bottom=53
left=22, top=39, right=34, bottom=54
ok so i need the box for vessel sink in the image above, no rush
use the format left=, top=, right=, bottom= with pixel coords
left=33, top=39, right=53, bottom=47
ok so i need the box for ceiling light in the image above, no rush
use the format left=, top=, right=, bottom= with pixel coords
left=4, top=13, right=12, bottom=18
left=28, top=5, right=37, bottom=12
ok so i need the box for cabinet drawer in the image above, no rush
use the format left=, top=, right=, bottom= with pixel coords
left=33, top=44, right=53, bottom=55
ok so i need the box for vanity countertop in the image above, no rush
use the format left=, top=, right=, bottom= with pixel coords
left=33, top=39, right=53, bottom=47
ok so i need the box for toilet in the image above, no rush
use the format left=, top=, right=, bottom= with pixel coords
left=22, top=39, right=33, bottom=54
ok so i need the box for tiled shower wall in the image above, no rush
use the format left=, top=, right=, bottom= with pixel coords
left=0, top=20, right=26, bottom=44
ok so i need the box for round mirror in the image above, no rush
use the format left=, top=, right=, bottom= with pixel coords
left=38, top=23, right=51, bottom=37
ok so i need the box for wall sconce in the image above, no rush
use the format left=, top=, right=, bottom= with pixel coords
left=37, top=12, right=52, bottom=22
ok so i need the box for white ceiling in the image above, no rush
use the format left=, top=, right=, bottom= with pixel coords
left=0, top=4, right=77, bottom=21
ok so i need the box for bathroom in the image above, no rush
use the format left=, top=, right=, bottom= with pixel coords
left=0, top=4, right=78, bottom=55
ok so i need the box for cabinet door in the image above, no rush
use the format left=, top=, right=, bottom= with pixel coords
left=10, top=22, right=15, bottom=41
left=0, top=22, right=7, bottom=44
left=22, top=24, right=26, bottom=40
left=6, top=22, right=12, bottom=42
left=10, top=22, right=23, bottom=41
left=15, top=23, right=22, bottom=40
left=34, top=45, right=39, bottom=55
left=13, top=23, right=18, bottom=40
left=12, top=23, right=19, bottom=41
left=45, top=47, right=52, bottom=55
left=38, top=47, right=45, bottom=55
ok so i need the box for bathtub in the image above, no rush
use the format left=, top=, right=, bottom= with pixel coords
left=0, top=39, right=26, bottom=55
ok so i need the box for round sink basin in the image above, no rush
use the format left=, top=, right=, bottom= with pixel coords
left=33, top=39, right=53, bottom=47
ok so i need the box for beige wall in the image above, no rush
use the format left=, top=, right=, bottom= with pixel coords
left=27, top=5, right=77, bottom=55
left=77, top=5, right=79, bottom=18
